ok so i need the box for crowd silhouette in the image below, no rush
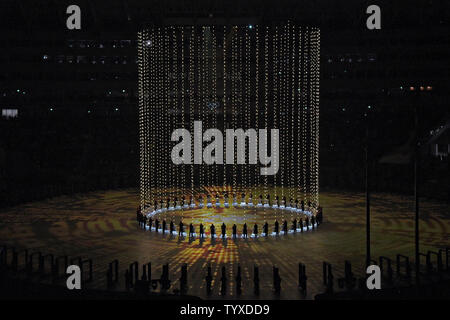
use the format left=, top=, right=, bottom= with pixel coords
left=136, top=201, right=323, bottom=240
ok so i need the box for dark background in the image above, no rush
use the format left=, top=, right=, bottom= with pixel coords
left=0, top=0, right=448, bottom=207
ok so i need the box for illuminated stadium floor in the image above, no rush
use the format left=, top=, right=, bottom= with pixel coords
left=0, top=189, right=448, bottom=299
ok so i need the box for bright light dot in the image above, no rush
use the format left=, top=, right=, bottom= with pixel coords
left=368, top=105, right=371, bottom=109
left=248, top=24, right=253, bottom=29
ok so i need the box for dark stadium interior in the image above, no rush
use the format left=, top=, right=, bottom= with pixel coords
left=0, top=1, right=449, bottom=303
left=1, top=0, right=448, bottom=209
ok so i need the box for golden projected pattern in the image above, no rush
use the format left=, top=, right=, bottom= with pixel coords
left=0, top=189, right=448, bottom=299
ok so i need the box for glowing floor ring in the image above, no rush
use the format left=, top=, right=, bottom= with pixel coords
left=145, top=205, right=314, bottom=218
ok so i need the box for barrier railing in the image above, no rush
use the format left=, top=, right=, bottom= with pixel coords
left=2, top=243, right=449, bottom=298
left=396, top=254, right=411, bottom=279
left=52, top=255, right=68, bottom=279
left=379, top=256, right=393, bottom=284
left=323, top=261, right=334, bottom=293
left=39, top=254, right=54, bottom=275
left=298, top=263, right=307, bottom=294
left=27, top=251, right=42, bottom=275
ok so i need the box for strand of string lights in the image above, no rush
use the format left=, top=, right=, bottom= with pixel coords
left=189, top=26, right=195, bottom=208
left=205, top=27, right=212, bottom=190
left=311, top=28, right=321, bottom=213
left=238, top=29, right=243, bottom=199
left=254, top=26, right=259, bottom=202
left=273, top=26, right=279, bottom=222
left=280, top=23, right=286, bottom=211
left=161, top=28, right=168, bottom=201
left=302, top=27, right=308, bottom=207
left=212, top=26, right=218, bottom=189
left=173, top=28, right=180, bottom=203
left=263, top=26, right=269, bottom=221
left=244, top=27, right=250, bottom=220
left=231, top=26, right=237, bottom=197
left=180, top=27, right=186, bottom=219
left=159, top=28, right=164, bottom=205
left=137, top=23, right=320, bottom=219
left=296, top=26, right=302, bottom=219
left=198, top=27, right=204, bottom=195
left=150, top=30, right=155, bottom=208
left=137, top=31, right=145, bottom=210
left=170, top=26, right=177, bottom=220
left=222, top=26, right=227, bottom=193
left=289, top=22, right=296, bottom=218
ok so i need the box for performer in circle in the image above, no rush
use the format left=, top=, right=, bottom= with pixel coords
left=242, top=223, right=248, bottom=238
left=263, top=221, right=269, bottom=236
left=221, top=223, right=226, bottom=238
left=210, top=224, right=216, bottom=238
left=199, top=223, right=205, bottom=238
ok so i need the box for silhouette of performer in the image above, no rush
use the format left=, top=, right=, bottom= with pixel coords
left=282, top=196, right=286, bottom=207
left=243, top=223, right=248, bottom=238
left=317, top=207, right=323, bottom=224
left=199, top=223, right=205, bottom=238
left=189, top=223, right=194, bottom=237
left=253, top=223, right=258, bottom=236
left=210, top=224, right=216, bottom=238
left=142, top=215, right=147, bottom=229
left=266, top=194, right=271, bottom=206
left=166, top=198, right=170, bottom=209
left=299, top=218, right=303, bottom=232
left=173, top=197, right=177, bottom=207
left=275, top=195, right=279, bottom=206
left=148, top=217, right=153, bottom=230
left=169, top=220, right=174, bottom=234
left=305, top=216, right=310, bottom=229
left=162, top=219, right=167, bottom=234
left=292, top=218, right=297, bottom=231
left=179, top=220, right=184, bottom=236
left=263, top=221, right=269, bottom=235
left=282, top=220, right=288, bottom=234
left=301, top=200, right=305, bottom=211
left=155, top=218, right=160, bottom=232
left=274, top=220, right=279, bottom=235
left=232, top=224, right=237, bottom=238
left=221, top=223, right=226, bottom=238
